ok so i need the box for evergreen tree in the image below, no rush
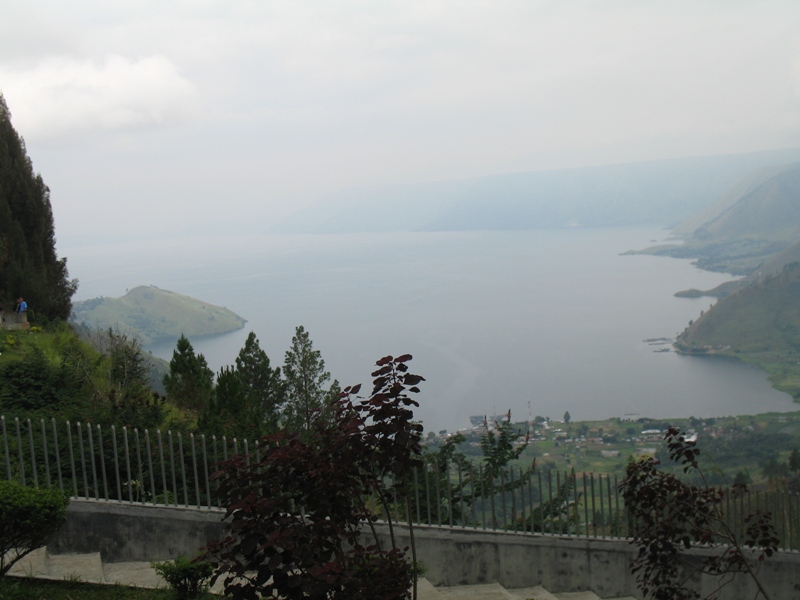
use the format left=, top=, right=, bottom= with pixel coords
left=200, top=331, right=285, bottom=439
left=163, top=335, right=214, bottom=413
left=235, top=331, right=285, bottom=431
left=0, top=94, right=77, bottom=320
left=282, top=325, right=339, bottom=439
left=199, top=365, right=246, bottom=437
left=199, top=333, right=284, bottom=439
left=103, top=329, right=165, bottom=429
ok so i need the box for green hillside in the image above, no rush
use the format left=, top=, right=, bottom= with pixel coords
left=635, top=162, right=800, bottom=275
left=71, top=286, right=246, bottom=345
left=675, top=262, right=800, bottom=400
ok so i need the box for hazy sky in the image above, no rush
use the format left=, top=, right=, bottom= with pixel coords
left=3, top=1, right=800, bottom=244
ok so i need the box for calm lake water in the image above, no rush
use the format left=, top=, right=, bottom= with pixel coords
left=64, top=228, right=797, bottom=433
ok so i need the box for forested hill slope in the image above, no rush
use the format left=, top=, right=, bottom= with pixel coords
left=636, top=161, right=800, bottom=275
left=675, top=262, right=800, bottom=399
left=691, top=163, right=800, bottom=244
left=71, top=286, right=247, bottom=345
left=0, top=94, right=77, bottom=319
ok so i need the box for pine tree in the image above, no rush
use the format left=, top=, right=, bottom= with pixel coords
left=235, top=332, right=285, bottom=432
left=0, top=94, right=77, bottom=320
left=163, top=335, right=214, bottom=413
left=200, top=332, right=284, bottom=438
left=282, top=325, right=338, bottom=439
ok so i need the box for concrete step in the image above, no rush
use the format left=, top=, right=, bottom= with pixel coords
left=9, top=548, right=634, bottom=600
left=509, top=586, right=561, bottom=599
left=416, top=577, right=444, bottom=599
left=103, top=561, right=163, bottom=587
left=6, top=547, right=48, bottom=578
left=436, top=582, right=517, bottom=599
left=48, top=551, right=104, bottom=583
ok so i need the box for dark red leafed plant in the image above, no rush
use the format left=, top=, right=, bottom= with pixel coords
left=203, top=355, right=424, bottom=600
left=620, top=427, right=778, bottom=600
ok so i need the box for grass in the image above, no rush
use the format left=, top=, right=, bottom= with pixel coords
left=70, top=286, right=246, bottom=345
left=0, top=577, right=177, bottom=599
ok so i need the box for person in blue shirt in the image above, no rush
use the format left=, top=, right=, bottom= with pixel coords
left=16, top=297, right=27, bottom=314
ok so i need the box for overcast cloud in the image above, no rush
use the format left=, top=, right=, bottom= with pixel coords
left=2, top=1, right=800, bottom=244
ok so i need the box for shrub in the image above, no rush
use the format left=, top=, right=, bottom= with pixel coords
left=0, top=480, right=70, bottom=576
left=204, top=354, right=424, bottom=600
left=152, top=555, right=214, bottom=600
left=620, top=427, right=778, bottom=600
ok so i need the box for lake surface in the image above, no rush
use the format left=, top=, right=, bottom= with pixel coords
left=64, top=228, right=797, bottom=433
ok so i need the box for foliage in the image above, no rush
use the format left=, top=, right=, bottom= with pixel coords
left=0, top=345, right=87, bottom=415
left=163, top=335, right=214, bottom=413
left=620, top=427, right=779, bottom=600
left=675, top=261, right=800, bottom=399
left=281, top=325, right=339, bottom=440
left=99, top=329, right=165, bottom=429
left=151, top=555, right=213, bottom=600
left=0, top=94, right=77, bottom=321
left=413, top=415, right=532, bottom=527
left=199, top=332, right=284, bottom=438
left=0, top=480, right=70, bottom=577
left=518, top=472, right=581, bottom=534
left=203, top=354, right=423, bottom=600
left=478, top=415, right=528, bottom=475
left=0, top=577, right=174, bottom=599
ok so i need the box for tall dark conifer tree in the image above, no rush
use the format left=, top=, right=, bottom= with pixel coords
left=0, top=94, right=77, bottom=320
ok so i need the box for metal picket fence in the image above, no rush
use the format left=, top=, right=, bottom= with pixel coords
left=2, top=415, right=799, bottom=551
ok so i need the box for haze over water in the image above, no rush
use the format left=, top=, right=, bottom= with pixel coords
left=66, top=227, right=796, bottom=433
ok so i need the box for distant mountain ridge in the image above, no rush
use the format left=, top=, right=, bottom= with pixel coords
left=71, top=286, right=246, bottom=345
left=275, top=147, right=800, bottom=234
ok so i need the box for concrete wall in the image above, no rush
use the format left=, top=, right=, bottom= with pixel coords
left=50, top=500, right=800, bottom=599
left=48, top=500, right=227, bottom=563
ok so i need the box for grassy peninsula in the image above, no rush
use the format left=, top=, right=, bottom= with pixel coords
left=71, top=286, right=246, bottom=345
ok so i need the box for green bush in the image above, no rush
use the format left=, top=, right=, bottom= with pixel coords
left=0, top=480, right=70, bottom=576
left=151, top=555, right=213, bottom=600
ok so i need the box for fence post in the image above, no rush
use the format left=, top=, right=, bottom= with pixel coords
left=123, top=426, right=133, bottom=502
left=26, top=419, right=38, bottom=488
left=134, top=429, right=144, bottom=505
left=2, top=416, right=11, bottom=481
left=423, top=466, right=431, bottom=525
left=111, top=425, right=121, bottom=501
left=86, top=423, right=98, bottom=500
left=168, top=431, right=178, bottom=506
left=190, top=434, right=200, bottom=508
left=202, top=435, right=211, bottom=509
left=52, top=419, right=63, bottom=493
left=15, top=418, right=25, bottom=486
left=40, top=419, right=51, bottom=488
left=75, top=421, right=88, bottom=499
left=157, top=430, right=167, bottom=506
left=67, top=421, right=77, bottom=496
left=145, top=430, right=156, bottom=505
left=434, top=461, right=442, bottom=526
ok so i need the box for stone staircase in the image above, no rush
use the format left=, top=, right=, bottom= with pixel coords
left=7, top=548, right=638, bottom=599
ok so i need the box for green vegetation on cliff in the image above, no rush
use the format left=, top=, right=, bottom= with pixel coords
left=0, top=94, right=77, bottom=320
left=71, top=286, right=246, bottom=345
left=675, top=262, right=800, bottom=400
